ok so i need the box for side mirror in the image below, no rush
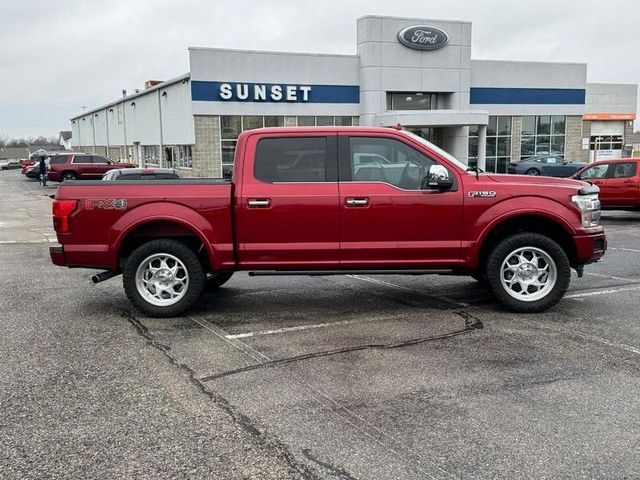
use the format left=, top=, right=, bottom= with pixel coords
left=423, top=164, right=453, bottom=190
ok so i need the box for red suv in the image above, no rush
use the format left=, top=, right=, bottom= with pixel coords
left=47, top=153, right=135, bottom=182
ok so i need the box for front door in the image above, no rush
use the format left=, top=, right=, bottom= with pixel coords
left=235, top=133, right=340, bottom=268
left=579, top=162, right=611, bottom=203
left=338, top=134, right=464, bottom=268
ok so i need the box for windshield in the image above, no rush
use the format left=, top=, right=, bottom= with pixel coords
left=404, top=131, right=476, bottom=174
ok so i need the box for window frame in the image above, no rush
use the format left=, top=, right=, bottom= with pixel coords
left=339, top=134, right=456, bottom=192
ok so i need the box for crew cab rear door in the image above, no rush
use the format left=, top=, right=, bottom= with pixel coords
left=603, top=161, right=639, bottom=206
left=337, top=133, right=464, bottom=267
left=235, top=132, right=340, bottom=268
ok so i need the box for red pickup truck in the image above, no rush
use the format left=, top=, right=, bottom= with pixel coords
left=573, top=158, right=640, bottom=211
left=50, top=127, right=606, bottom=317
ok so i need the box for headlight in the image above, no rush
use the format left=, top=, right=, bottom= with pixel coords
left=572, top=193, right=601, bottom=227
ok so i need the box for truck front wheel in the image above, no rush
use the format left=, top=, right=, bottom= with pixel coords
left=486, top=232, right=570, bottom=313
left=123, top=239, right=206, bottom=317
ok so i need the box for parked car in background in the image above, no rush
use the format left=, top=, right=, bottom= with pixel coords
left=21, top=158, right=35, bottom=174
left=508, top=155, right=587, bottom=177
left=0, top=159, right=21, bottom=170
left=573, top=158, right=640, bottom=211
left=47, top=153, right=135, bottom=182
left=102, top=167, right=182, bottom=181
left=24, top=158, right=48, bottom=179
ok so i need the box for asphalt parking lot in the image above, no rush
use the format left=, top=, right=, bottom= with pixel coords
left=2, top=169, right=640, bottom=479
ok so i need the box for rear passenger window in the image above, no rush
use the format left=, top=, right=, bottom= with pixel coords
left=93, top=156, right=109, bottom=164
left=116, top=174, right=141, bottom=180
left=610, top=162, right=637, bottom=178
left=72, top=156, right=91, bottom=163
left=254, top=137, right=328, bottom=183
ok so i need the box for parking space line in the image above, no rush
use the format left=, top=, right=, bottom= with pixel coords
left=348, top=274, right=470, bottom=307
left=225, top=316, right=390, bottom=339
left=609, top=247, right=640, bottom=254
left=585, top=272, right=638, bottom=282
left=566, top=284, right=640, bottom=299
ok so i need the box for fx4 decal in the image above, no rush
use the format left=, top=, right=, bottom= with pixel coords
left=85, top=198, right=128, bottom=210
left=468, top=191, right=497, bottom=198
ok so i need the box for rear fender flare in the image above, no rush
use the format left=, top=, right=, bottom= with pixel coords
left=110, top=202, right=221, bottom=270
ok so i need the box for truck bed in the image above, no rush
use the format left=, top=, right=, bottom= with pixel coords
left=53, top=179, right=234, bottom=271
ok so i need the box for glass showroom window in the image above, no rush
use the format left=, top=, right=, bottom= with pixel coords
left=295, top=116, right=356, bottom=127
left=142, top=145, right=159, bottom=165
left=468, top=116, right=512, bottom=173
left=168, top=145, right=193, bottom=169
left=521, top=115, right=565, bottom=159
left=386, top=92, right=437, bottom=110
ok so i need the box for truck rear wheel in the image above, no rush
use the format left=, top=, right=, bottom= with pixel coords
left=123, top=239, right=206, bottom=317
left=486, top=232, right=570, bottom=313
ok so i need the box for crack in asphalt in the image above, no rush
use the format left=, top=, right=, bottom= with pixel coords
left=121, top=310, right=321, bottom=480
left=301, top=448, right=358, bottom=480
left=200, top=312, right=483, bottom=382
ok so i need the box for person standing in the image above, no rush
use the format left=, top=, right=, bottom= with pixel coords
left=38, top=155, right=47, bottom=187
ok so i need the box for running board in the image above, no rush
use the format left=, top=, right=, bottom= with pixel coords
left=248, top=269, right=454, bottom=277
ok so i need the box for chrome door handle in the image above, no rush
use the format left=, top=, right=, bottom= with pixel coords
left=345, top=198, right=369, bottom=207
left=247, top=199, right=271, bottom=208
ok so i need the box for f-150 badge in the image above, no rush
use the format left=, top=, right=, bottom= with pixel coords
left=468, top=191, right=497, bottom=198
left=85, top=198, right=128, bottom=210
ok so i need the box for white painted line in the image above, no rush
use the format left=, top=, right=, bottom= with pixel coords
left=584, top=272, right=637, bottom=282
left=225, top=316, right=389, bottom=339
left=610, top=247, right=640, bottom=254
left=348, top=274, right=469, bottom=307
left=0, top=239, right=49, bottom=244
left=565, top=284, right=640, bottom=299
left=570, top=331, right=640, bottom=356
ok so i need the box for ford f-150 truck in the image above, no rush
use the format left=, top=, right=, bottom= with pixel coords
left=50, top=127, right=606, bottom=317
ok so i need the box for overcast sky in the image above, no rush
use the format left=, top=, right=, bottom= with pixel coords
left=1, top=0, right=638, bottom=138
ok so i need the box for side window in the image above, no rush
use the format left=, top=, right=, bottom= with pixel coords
left=610, top=162, right=637, bottom=178
left=93, top=156, right=108, bottom=164
left=349, top=137, right=435, bottom=190
left=72, top=155, right=90, bottom=164
left=254, top=137, right=328, bottom=183
left=48, top=156, right=68, bottom=165
left=117, top=174, right=142, bottom=180
left=581, top=164, right=609, bottom=179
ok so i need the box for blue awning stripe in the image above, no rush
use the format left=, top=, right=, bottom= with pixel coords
left=470, top=87, right=586, bottom=105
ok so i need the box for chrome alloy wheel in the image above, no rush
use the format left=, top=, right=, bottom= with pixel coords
left=135, top=253, right=189, bottom=306
left=500, top=247, right=557, bottom=302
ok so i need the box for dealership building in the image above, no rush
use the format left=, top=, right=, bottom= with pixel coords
left=71, top=15, right=638, bottom=177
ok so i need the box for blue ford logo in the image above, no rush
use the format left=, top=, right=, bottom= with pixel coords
left=397, top=25, right=449, bottom=51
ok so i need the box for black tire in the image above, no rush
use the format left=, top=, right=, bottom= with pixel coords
left=62, top=172, right=77, bottom=182
left=471, top=272, right=488, bottom=287
left=123, top=239, right=206, bottom=317
left=206, top=271, right=234, bottom=290
left=525, top=168, right=539, bottom=176
left=486, top=232, right=570, bottom=313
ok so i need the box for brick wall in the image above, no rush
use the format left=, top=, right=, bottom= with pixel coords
left=581, top=120, right=592, bottom=162
left=192, top=115, right=221, bottom=178
left=623, top=120, right=635, bottom=157
left=565, top=116, right=585, bottom=162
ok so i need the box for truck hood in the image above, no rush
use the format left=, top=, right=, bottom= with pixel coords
left=484, top=173, right=587, bottom=190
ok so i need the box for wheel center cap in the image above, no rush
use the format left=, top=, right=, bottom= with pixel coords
left=155, top=269, right=173, bottom=283
left=519, top=263, right=537, bottom=279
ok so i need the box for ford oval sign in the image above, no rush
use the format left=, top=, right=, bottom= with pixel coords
left=397, top=26, right=449, bottom=51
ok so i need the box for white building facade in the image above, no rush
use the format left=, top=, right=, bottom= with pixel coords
left=71, top=15, right=638, bottom=177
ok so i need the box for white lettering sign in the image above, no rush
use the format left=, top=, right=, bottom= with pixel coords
left=217, top=83, right=312, bottom=102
